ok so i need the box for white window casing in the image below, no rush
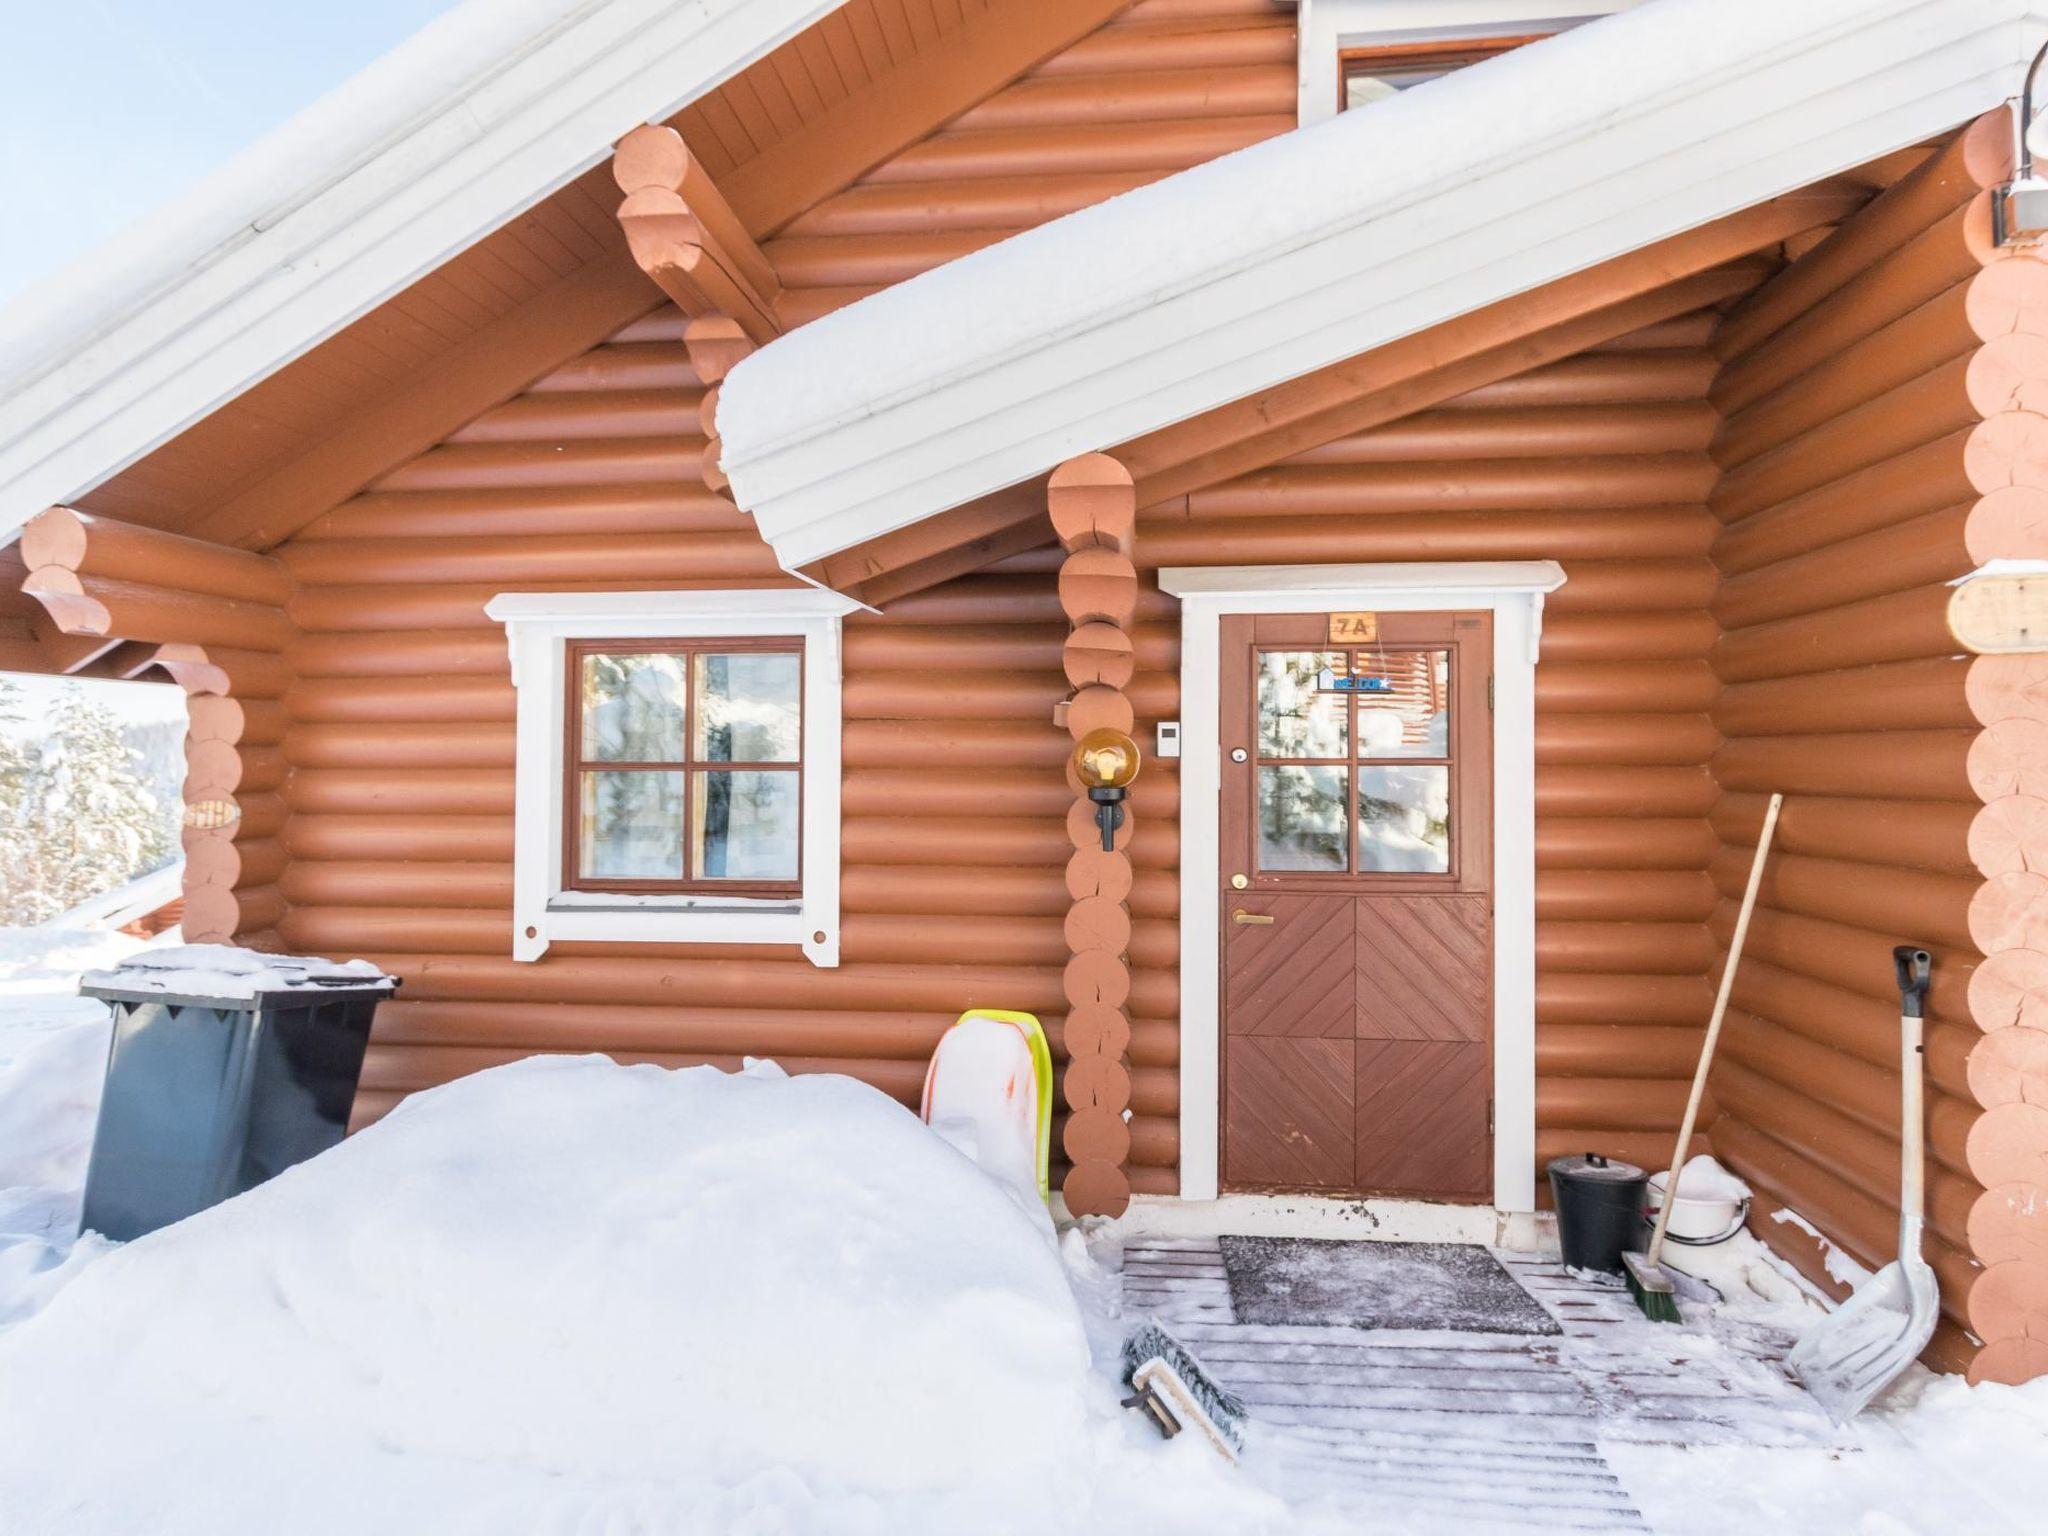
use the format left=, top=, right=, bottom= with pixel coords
left=1296, top=2, right=1642, bottom=127
left=1159, top=561, right=1567, bottom=1213
left=487, top=589, right=858, bottom=967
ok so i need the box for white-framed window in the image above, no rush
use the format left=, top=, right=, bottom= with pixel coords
left=1295, top=2, right=1641, bottom=127
left=486, top=589, right=857, bottom=967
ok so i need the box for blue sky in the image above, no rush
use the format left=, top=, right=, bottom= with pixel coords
left=0, top=0, right=462, bottom=304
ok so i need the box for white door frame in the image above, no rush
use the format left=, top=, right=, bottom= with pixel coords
left=1159, top=561, right=1566, bottom=1212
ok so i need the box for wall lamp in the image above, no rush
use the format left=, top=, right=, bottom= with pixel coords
left=1997, top=37, right=2048, bottom=246
left=1073, top=727, right=1141, bottom=852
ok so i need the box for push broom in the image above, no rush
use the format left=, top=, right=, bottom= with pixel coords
left=1624, top=791, right=1782, bottom=1323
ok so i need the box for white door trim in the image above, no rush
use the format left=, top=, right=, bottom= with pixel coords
left=1158, top=561, right=1566, bottom=1211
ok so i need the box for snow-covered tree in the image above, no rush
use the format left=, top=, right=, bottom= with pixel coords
left=0, top=679, right=181, bottom=925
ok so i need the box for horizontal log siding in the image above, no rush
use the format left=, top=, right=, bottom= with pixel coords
left=276, top=0, right=1296, bottom=1196
left=1141, top=314, right=1731, bottom=1189
left=1700, top=129, right=2040, bottom=1378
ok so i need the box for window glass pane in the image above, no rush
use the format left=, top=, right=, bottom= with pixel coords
left=1257, top=765, right=1348, bottom=872
left=581, top=653, right=686, bottom=762
left=1257, top=651, right=1347, bottom=759
left=1354, top=650, right=1450, bottom=759
left=693, top=770, right=799, bottom=882
left=1358, top=765, right=1450, bottom=874
left=694, top=652, right=801, bottom=763
left=579, top=771, right=683, bottom=879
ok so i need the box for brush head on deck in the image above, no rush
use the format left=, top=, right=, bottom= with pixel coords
left=1622, top=1250, right=1681, bottom=1323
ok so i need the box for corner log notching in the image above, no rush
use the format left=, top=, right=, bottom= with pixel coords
left=1053, top=454, right=1139, bottom=1219
left=19, top=506, right=296, bottom=947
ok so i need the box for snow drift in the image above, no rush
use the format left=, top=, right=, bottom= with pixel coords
left=0, top=1055, right=1287, bottom=1535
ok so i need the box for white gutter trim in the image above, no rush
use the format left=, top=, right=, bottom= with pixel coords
left=0, top=0, right=842, bottom=544
left=720, top=0, right=2044, bottom=573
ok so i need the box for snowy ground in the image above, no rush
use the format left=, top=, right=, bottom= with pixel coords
left=0, top=925, right=2040, bottom=1533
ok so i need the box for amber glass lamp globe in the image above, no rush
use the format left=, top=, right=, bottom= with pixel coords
left=1073, top=728, right=1141, bottom=790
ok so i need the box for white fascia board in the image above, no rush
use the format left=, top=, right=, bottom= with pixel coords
left=724, top=0, right=2036, bottom=573
left=0, top=0, right=842, bottom=544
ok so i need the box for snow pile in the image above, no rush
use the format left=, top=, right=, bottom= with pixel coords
left=1660, top=1153, right=1749, bottom=1204
left=0, top=1056, right=1295, bottom=1535
left=79, top=941, right=388, bottom=999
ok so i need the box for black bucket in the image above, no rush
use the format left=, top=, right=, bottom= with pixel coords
left=1548, top=1152, right=1649, bottom=1275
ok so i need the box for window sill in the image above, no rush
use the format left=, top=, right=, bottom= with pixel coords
left=521, top=902, right=824, bottom=962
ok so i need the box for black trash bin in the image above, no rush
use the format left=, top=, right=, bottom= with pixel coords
left=1547, top=1152, right=1649, bottom=1275
left=78, top=951, right=397, bottom=1241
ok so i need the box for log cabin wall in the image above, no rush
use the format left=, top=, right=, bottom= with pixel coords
left=1700, top=122, right=2048, bottom=1382
left=271, top=0, right=1294, bottom=1199
left=1141, top=315, right=1728, bottom=1184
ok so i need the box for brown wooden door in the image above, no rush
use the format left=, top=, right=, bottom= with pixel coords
left=1219, top=611, right=1494, bottom=1200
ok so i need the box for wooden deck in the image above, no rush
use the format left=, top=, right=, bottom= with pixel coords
left=1121, top=1239, right=1846, bottom=1535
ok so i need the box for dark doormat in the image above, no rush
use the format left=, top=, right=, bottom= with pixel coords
left=1218, top=1235, right=1562, bottom=1336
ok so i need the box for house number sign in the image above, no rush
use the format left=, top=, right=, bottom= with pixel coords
left=1327, top=611, right=1378, bottom=644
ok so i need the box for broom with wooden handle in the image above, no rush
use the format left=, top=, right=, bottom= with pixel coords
left=1624, top=791, right=1783, bottom=1322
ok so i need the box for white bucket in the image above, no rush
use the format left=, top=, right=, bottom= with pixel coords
left=1646, top=1172, right=1748, bottom=1246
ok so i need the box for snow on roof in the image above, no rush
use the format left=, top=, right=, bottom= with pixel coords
left=0, top=0, right=842, bottom=546
left=718, top=0, right=2045, bottom=572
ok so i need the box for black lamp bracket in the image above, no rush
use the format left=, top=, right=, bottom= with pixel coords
left=1088, top=784, right=1127, bottom=852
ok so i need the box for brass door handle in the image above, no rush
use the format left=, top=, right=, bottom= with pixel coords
left=1232, top=909, right=1275, bottom=925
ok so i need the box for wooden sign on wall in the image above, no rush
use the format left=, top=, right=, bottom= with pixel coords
left=1328, top=611, right=1379, bottom=644
left=1950, top=574, right=2048, bottom=654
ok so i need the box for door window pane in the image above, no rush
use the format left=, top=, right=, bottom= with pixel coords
left=1358, top=765, right=1450, bottom=874
left=1257, top=651, right=1347, bottom=758
left=579, top=771, right=684, bottom=879
left=1353, top=650, right=1450, bottom=759
left=1257, top=765, right=1349, bottom=871
left=693, top=770, right=800, bottom=881
left=581, top=653, right=686, bottom=761
left=694, top=652, right=801, bottom=762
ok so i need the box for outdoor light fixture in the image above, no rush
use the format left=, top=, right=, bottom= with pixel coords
left=1997, top=38, right=2048, bottom=246
left=1072, top=727, right=1141, bottom=852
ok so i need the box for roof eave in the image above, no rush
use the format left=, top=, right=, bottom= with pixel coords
left=724, top=0, right=2042, bottom=574
left=0, top=0, right=843, bottom=545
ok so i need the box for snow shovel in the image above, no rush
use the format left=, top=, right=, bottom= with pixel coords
left=1789, top=946, right=1939, bottom=1424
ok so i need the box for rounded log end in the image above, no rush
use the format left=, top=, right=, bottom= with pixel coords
left=1963, top=109, right=2019, bottom=194
left=1061, top=1159, right=1130, bottom=1219
left=1968, top=1180, right=2048, bottom=1267
left=1969, top=795, right=2048, bottom=877
left=1970, top=718, right=2048, bottom=801
left=179, top=884, right=241, bottom=945
left=1966, top=1100, right=2048, bottom=1189
left=1062, top=948, right=1132, bottom=1011
left=18, top=504, right=89, bottom=573
left=1969, top=869, right=2048, bottom=954
left=1061, top=1002, right=1132, bottom=1061
left=1063, top=894, right=1133, bottom=956
left=1965, top=651, right=2048, bottom=725
left=1965, top=1257, right=2048, bottom=1354
left=1966, top=256, right=2048, bottom=343
left=1062, top=1109, right=1132, bottom=1167
left=1970, top=946, right=2048, bottom=1032
left=1965, top=410, right=2048, bottom=496
left=1048, top=453, right=1133, bottom=492
left=19, top=567, right=112, bottom=637
left=1968, top=1023, right=2048, bottom=1109
left=1968, top=1332, right=2048, bottom=1385
left=1064, top=846, right=1135, bottom=904
left=1062, top=1054, right=1131, bottom=1116
left=1967, top=332, right=2048, bottom=419
left=611, top=123, right=690, bottom=195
